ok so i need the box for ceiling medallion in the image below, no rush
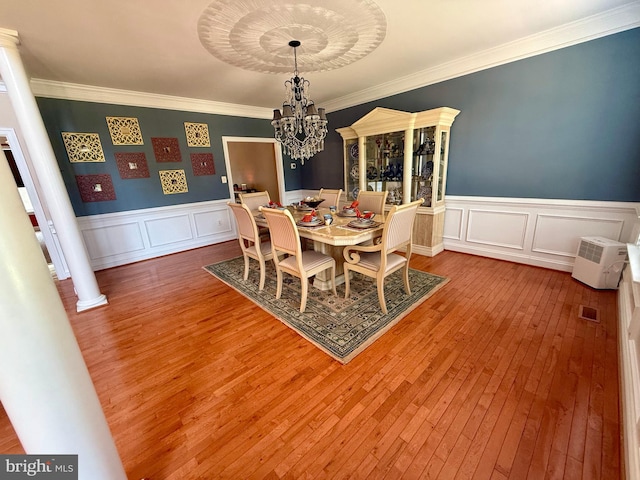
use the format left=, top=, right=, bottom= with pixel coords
left=197, top=0, right=387, bottom=74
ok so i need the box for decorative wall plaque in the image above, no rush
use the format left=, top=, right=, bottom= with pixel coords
left=152, top=137, right=182, bottom=162
left=190, top=153, right=215, bottom=176
left=62, top=132, right=106, bottom=163
left=159, top=169, right=188, bottom=194
left=76, top=174, right=116, bottom=202
left=184, top=122, right=211, bottom=147
left=106, top=116, right=144, bottom=145
left=115, top=152, right=150, bottom=179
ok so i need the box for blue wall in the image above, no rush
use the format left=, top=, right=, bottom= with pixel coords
left=37, top=28, right=640, bottom=216
left=312, top=27, right=640, bottom=202
left=37, top=98, right=283, bottom=216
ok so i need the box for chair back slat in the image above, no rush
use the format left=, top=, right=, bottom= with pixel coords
left=319, top=188, right=342, bottom=208
left=356, top=191, right=388, bottom=215
left=260, top=208, right=301, bottom=257
left=229, top=202, right=257, bottom=242
left=382, top=199, right=423, bottom=253
left=239, top=191, right=270, bottom=212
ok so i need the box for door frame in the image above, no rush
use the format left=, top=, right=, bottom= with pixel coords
left=0, top=128, right=69, bottom=279
left=221, top=137, right=285, bottom=203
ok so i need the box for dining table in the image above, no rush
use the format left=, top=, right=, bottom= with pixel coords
left=255, top=206, right=385, bottom=290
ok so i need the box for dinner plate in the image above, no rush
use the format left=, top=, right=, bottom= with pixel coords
left=294, top=205, right=314, bottom=211
left=347, top=219, right=380, bottom=229
left=337, top=210, right=357, bottom=217
left=297, top=219, right=323, bottom=227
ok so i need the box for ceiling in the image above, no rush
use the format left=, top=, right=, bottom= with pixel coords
left=0, top=0, right=638, bottom=115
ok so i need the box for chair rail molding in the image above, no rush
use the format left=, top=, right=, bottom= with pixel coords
left=443, top=196, right=640, bottom=271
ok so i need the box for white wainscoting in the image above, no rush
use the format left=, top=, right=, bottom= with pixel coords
left=76, top=200, right=236, bottom=270
left=444, top=196, right=640, bottom=272
left=619, top=244, right=640, bottom=480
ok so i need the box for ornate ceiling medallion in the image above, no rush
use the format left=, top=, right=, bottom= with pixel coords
left=197, top=0, right=386, bottom=74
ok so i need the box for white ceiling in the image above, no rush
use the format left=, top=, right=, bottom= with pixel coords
left=0, top=0, right=638, bottom=115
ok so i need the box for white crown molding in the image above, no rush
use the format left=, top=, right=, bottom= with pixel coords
left=28, top=79, right=274, bottom=119
left=3, top=3, right=637, bottom=115
left=323, top=2, right=640, bottom=112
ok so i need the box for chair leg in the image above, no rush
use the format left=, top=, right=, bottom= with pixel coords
left=403, top=264, right=411, bottom=295
left=344, top=265, right=351, bottom=299
left=330, top=263, right=337, bottom=297
left=258, top=259, right=266, bottom=291
left=300, top=277, right=308, bottom=313
left=276, top=269, right=283, bottom=299
left=243, top=254, right=250, bottom=281
left=376, top=275, right=388, bottom=314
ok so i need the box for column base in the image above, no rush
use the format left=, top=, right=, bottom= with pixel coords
left=76, top=294, right=108, bottom=312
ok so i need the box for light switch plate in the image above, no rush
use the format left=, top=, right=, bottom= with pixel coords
left=221, top=176, right=227, bottom=183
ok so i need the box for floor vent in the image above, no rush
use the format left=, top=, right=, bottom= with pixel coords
left=578, top=305, right=600, bottom=323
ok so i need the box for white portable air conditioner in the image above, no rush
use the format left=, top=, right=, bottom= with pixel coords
left=571, top=236, right=627, bottom=289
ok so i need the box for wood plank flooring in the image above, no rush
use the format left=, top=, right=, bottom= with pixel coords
left=0, top=243, right=621, bottom=479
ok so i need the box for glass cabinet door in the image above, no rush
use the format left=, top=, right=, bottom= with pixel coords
left=411, top=126, right=436, bottom=207
left=345, top=139, right=359, bottom=201
left=436, top=131, right=448, bottom=204
left=364, top=130, right=404, bottom=204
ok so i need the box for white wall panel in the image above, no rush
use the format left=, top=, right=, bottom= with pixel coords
left=145, top=215, right=193, bottom=247
left=466, top=209, right=528, bottom=250
left=443, top=207, right=463, bottom=240
left=445, top=196, right=639, bottom=271
left=82, top=222, right=145, bottom=260
left=532, top=214, right=624, bottom=257
left=194, top=209, right=232, bottom=238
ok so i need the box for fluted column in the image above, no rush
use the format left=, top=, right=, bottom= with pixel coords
left=0, top=148, right=126, bottom=480
left=0, top=28, right=107, bottom=311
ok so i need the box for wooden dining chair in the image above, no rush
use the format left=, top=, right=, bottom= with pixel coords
left=343, top=199, right=424, bottom=314
left=228, top=202, right=279, bottom=291
left=356, top=190, right=388, bottom=215
left=259, top=207, right=336, bottom=313
left=238, top=191, right=270, bottom=213
left=318, top=188, right=342, bottom=208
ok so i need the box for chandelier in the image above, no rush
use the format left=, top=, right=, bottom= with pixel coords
left=271, top=40, right=328, bottom=163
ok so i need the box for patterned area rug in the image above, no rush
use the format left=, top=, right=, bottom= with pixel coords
left=203, top=257, right=448, bottom=364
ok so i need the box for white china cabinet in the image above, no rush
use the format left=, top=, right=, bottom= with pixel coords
left=337, top=107, right=460, bottom=255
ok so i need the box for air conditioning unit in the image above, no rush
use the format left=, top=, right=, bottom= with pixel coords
left=572, top=236, right=627, bottom=289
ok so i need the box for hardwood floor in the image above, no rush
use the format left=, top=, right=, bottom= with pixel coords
left=0, top=243, right=621, bottom=479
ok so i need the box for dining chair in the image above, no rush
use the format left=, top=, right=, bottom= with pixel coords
left=238, top=190, right=271, bottom=213
left=356, top=190, right=388, bottom=215
left=318, top=188, right=342, bottom=208
left=259, top=207, right=336, bottom=313
left=227, top=202, right=279, bottom=291
left=343, top=199, right=424, bottom=314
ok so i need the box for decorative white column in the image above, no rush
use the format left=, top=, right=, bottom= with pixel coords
left=0, top=149, right=126, bottom=480
left=0, top=28, right=107, bottom=311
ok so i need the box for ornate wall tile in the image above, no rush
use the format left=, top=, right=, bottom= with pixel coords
left=62, top=132, right=106, bottom=163
left=106, top=116, right=144, bottom=145
left=152, top=137, right=182, bottom=162
left=159, top=169, right=188, bottom=194
left=191, top=153, right=215, bottom=176
left=184, top=122, right=211, bottom=147
left=115, top=152, right=150, bottom=179
left=76, top=174, right=116, bottom=202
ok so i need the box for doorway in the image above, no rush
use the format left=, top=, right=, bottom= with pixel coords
left=222, top=137, right=284, bottom=203
left=0, top=129, right=68, bottom=279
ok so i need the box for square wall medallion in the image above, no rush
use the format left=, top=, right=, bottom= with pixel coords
left=184, top=122, right=210, bottom=147
left=115, top=152, right=150, bottom=179
left=62, top=132, right=105, bottom=163
left=106, top=116, right=144, bottom=145
left=159, top=169, right=188, bottom=195
left=76, top=174, right=116, bottom=202
left=152, top=137, right=182, bottom=162
left=191, top=153, right=215, bottom=176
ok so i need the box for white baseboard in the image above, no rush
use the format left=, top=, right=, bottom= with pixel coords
left=443, top=196, right=640, bottom=271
